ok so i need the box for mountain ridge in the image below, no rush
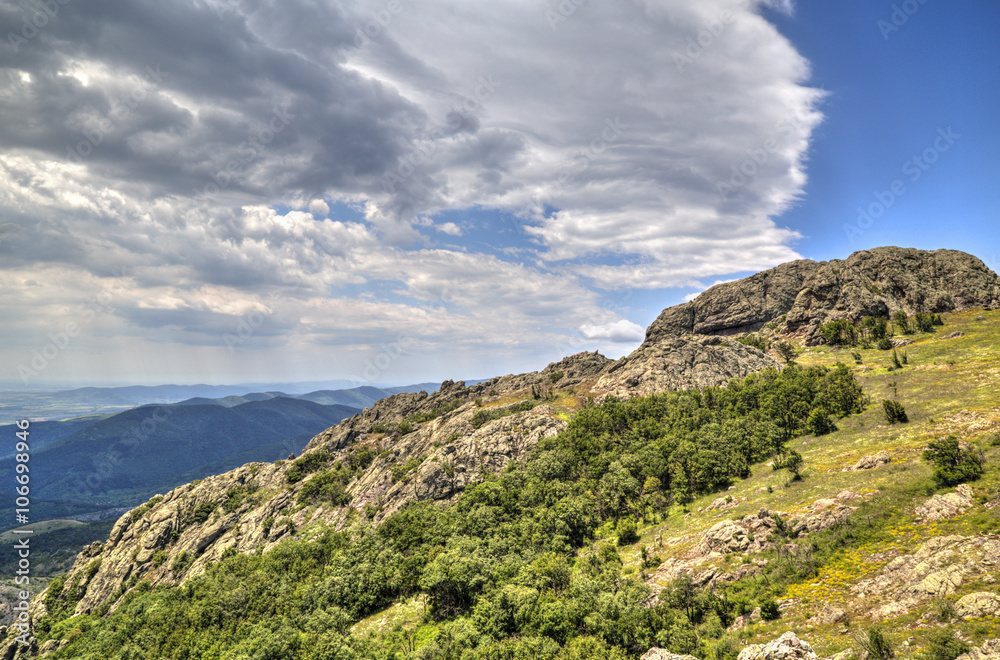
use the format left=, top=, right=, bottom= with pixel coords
left=8, top=246, right=1000, bottom=659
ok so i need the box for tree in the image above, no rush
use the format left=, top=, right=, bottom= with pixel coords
left=773, top=340, right=797, bottom=364
left=923, top=436, right=984, bottom=488
left=892, top=310, right=911, bottom=334
left=882, top=400, right=908, bottom=424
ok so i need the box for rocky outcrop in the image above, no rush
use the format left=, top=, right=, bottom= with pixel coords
left=849, top=452, right=891, bottom=471
left=594, top=335, right=779, bottom=399
left=956, top=639, right=1000, bottom=660
left=956, top=593, right=1000, bottom=619
left=643, top=248, right=1000, bottom=345
left=915, top=484, right=975, bottom=522
left=641, top=650, right=701, bottom=660
left=736, top=632, right=818, bottom=660
left=852, top=535, right=1000, bottom=618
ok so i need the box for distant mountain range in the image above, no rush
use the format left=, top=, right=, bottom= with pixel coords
left=0, top=381, right=446, bottom=425
left=0, top=381, right=450, bottom=529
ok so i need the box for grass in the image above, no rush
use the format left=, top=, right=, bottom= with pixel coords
left=613, top=310, right=1000, bottom=656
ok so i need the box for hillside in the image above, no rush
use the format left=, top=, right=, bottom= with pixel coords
left=4, top=247, right=999, bottom=660
left=0, top=398, right=360, bottom=524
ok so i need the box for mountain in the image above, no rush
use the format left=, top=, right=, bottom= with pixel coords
left=9, top=247, right=1000, bottom=659
left=0, top=397, right=360, bottom=524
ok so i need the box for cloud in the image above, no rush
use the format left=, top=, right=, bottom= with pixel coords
left=579, top=320, right=646, bottom=344
left=0, top=0, right=822, bottom=383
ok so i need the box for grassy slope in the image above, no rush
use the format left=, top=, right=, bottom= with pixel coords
left=347, top=310, right=1000, bottom=657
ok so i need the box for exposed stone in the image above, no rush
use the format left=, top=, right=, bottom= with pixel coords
left=852, top=535, right=1000, bottom=617
left=915, top=484, right=975, bottom=522
left=642, top=248, right=1000, bottom=345
left=891, top=338, right=915, bottom=348
left=595, top=334, right=778, bottom=400
left=641, top=650, right=701, bottom=660
left=810, top=605, right=848, bottom=625
left=849, top=452, right=891, bottom=471
left=956, top=592, right=1000, bottom=619
left=944, top=332, right=967, bottom=339
left=956, top=639, right=1000, bottom=660
left=737, top=632, right=818, bottom=660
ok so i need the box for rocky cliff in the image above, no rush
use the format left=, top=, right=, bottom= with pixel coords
left=646, top=247, right=1000, bottom=344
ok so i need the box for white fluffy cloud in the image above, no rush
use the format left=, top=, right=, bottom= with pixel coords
left=0, top=0, right=821, bottom=384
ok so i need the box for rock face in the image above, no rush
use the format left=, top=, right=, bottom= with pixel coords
left=956, top=639, right=1000, bottom=660
left=915, top=484, right=975, bottom=522
left=849, top=451, right=891, bottom=471
left=594, top=335, right=779, bottom=399
left=736, top=632, right=818, bottom=660
left=644, top=248, right=1000, bottom=345
left=956, top=593, right=1000, bottom=619
left=852, top=535, right=1000, bottom=617
left=641, top=650, right=701, bottom=660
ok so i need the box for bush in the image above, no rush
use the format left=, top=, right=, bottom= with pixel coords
left=892, top=311, right=911, bottom=334
left=854, top=626, right=894, bottom=660
left=882, top=400, right=908, bottom=424
left=920, top=630, right=968, bottom=660
left=773, top=340, right=797, bottom=363
left=737, top=333, right=771, bottom=351
left=923, top=436, right=984, bottom=487
left=806, top=408, right=837, bottom=436
left=190, top=501, right=216, bottom=524
left=891, top=349, right=902, bottom=369
left=397, top=420, right=415, bottom=434
left=819, top=320, right=858, bottom=346
left=876, top=337, right=893, bottom=350
left=615, top=516, right=639, bottom=545
left=759, top=599, right=780, bottom=620
left=914, top=312, right=937, bottom=333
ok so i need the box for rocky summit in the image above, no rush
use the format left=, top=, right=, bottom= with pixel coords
left=645, top=247, right=1000, bottom=344
left=6, top=246, right=1000, bottom=660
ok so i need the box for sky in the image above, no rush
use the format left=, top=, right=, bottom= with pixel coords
left=0, top=0, right=997, bottom=388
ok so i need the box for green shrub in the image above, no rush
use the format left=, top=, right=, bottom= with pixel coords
left=805, top=408, right=837, bottom=436
left=923, top=436, right=984, bottom=487
left=615, top=516, right=639, bottom=545
left=773, top=340, right=797, bottom=363
left=914, top=312, right=937, bottom=333
left=151, top=550, right=169, bottom=567
left=737, top=333, right=771, bottom=351
left=877, top=337, right=893, bottom=350
left=892, top=311, right=911, bottom=334
left=882, top=400, right=908, bottom=424
left=285, top=450, right=331, bottom=483
left=397, top=420, right=415, bottom=434
left=548, top=371, right=564, bottom=384
left=891, top=349, right=903, bottom=369
left=190, top=501, right=216, bottom=524
left=854, top=626, right=894, bottom=660
left=819, top=319, right=858, bottom=346
left=171, top=551, right=193, bottom=574
left=759, top=599, right=780, bottom=620
left=920, top=630, right=968, bottom=660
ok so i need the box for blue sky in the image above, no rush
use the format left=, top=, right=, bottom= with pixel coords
left=0, top=0, right=997, bottom=387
